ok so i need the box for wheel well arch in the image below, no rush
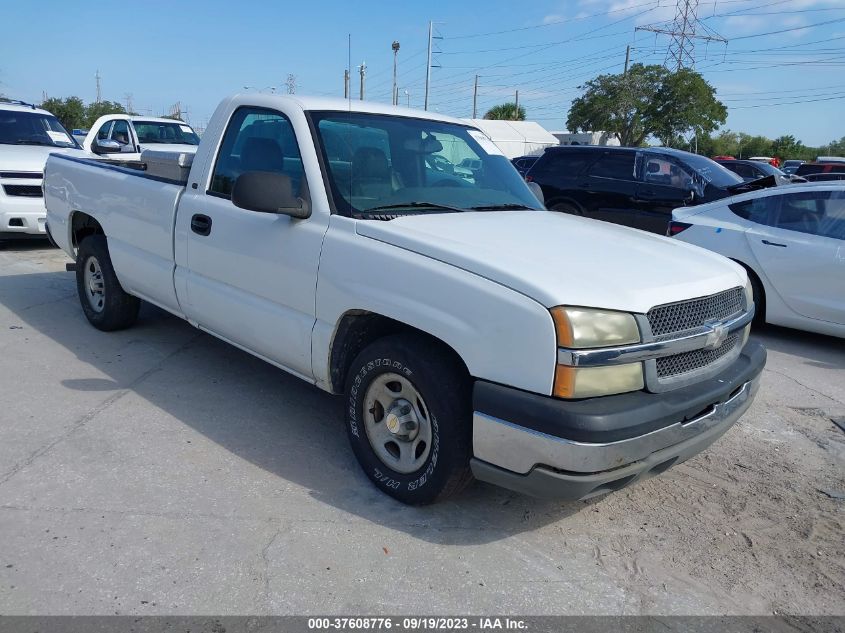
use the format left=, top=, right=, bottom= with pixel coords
left=730, top=258, right=766, bottom=321
left=70, top=211, right=105, bottom=250
left=328, top=310, right=470, bottom=394
left=545, top=195, right=583, bottom=213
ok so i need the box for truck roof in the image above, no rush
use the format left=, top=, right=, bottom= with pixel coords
left=224, top=93, right=473, bottom=126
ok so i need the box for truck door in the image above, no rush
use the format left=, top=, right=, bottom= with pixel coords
left=174, top=105, right=328, bottom=379
left=635, top=153, right=693, bottom=234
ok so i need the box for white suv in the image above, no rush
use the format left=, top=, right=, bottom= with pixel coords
left=0, top=101, right=86, bottom=242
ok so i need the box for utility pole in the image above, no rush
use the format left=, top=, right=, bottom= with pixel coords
left=95, top=69, right=101, bottom=103
left=285, top=74, right=296, bottom=95
left=391, top=41, right=400, bottom=106
left=514, top=90, right=519, bottom=120
left=623, top=45, right=631, bottom=74
left=359, top=62, right=366, bottom=101
left=472, top=75, right=478, bottom=119
left=424, top=21, right=442, bottom=110
left=344, top=69, right=350, bottom=99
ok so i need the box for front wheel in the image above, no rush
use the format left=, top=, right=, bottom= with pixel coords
left=76, top=235, right=140, bottom=331
left=550, top=201, right=582, bottom=216
left=344, top=334, right=474, bottom=505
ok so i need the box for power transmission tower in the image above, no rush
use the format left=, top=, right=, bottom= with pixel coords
left=636, top=0, right=726, bottom=71
left=124, top=93, right=133, bottom=113
left=285, top=74, right=296, bottom=94
left=359, top=62, right=366, bottom=100
left=95, top=69, right=102, bottom=103
left=424, top=21, right=443, bottom=111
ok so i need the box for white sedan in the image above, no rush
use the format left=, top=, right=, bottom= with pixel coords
left=669, top=183, right=845, bottom=338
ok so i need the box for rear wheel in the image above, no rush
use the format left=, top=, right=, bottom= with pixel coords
left=76, top=235, right=140, bottom=331
left=344, top=334, right=474, bottom=505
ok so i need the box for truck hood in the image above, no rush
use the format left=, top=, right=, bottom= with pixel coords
left=356, top=211, right=746, bottom=313
left=0, top=145, right=88, bottom=173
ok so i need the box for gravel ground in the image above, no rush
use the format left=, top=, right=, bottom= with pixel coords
left=0, top=240, right=842, bottom=616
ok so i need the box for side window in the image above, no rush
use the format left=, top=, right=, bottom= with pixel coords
left=773, top=191, right=845, bottom=240
left=728, top=196, right=777, bottom=225
left=111, top=120, right=131, bottom=146
left=589, top=152, right=636, bottom=180
left=730, top=163, right=754, bottom=180
left=209, top=107, right=304, bottom=198
left=531, top=151, right=590, bottom=179
left=96, top=121, right=112, bottom=141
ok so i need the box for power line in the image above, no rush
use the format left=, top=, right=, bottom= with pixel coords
left=731, top=16, right=845, bottom=40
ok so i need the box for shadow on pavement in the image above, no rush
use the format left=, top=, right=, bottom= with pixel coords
left=751, top=323, right=845, bottom=371
left=0, top=268, right=587, bottom=544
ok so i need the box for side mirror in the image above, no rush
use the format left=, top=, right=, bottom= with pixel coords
left=231, top=171, right=310, bottom=219
left=93, top=139, right=122, bottom=154
left=527, top=181, right=544, bottom=206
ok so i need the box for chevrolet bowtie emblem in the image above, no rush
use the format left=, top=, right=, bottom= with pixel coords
left=703, top=322, right=729, bottom=351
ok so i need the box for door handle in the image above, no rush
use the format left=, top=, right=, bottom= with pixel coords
left=190, top=214, right=212, bottom=236
left=762, top=239, right=786, bottom=248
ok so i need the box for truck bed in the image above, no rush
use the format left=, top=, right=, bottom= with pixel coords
left=44, top=153, right=187, bottom=315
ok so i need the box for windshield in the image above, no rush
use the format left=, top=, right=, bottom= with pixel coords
left=310, top=111, right=543, bottom=217
left=0, top=110, right=79, bottom=148
left=752, top=162, right=785, bottom=177
left=674, top=152, right=744, bottom=188
left=134, top=121, right=200, bottom=145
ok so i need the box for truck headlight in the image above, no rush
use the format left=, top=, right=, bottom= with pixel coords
left=550, top=307, right=644, bottom=398
left=550, top=307, right=640, bottom=348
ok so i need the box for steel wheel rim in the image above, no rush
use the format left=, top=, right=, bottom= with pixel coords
left=83, top=256, right=105, bottom=313
left=363, top=372, right=433, bottom=474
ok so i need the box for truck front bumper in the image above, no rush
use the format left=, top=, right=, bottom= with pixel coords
left=471, top=340, right=766, bottom=500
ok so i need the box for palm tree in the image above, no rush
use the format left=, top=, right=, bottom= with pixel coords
left=483, top=103, right=526, bottom=121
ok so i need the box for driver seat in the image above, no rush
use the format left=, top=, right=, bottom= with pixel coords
left=352, top=147, right=394, bottom=199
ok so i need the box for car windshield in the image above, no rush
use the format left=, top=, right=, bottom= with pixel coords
left=134, top=121, right=200, bottom=145
left=751, top=162, right=785, bottom=177
left=310, top=111, right=543, bottom=217
left=0, top=110, right=79, bottom=147
left=676, top=152, right=744, bottom=188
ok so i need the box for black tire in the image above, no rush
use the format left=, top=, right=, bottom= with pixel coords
left=344, top=334, right=474, bottom=505
left=747, top=269, right=766, bottom=327
left=76, top=235, right=140, bottom=331
left=550, top=201, right=581, bottom=216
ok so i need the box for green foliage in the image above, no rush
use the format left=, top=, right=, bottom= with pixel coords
left=40, top=96, right=86, bottom=131
left=84, top=100, right=126, bottom=128
left=567, top=64, right=726, bottom=147
left=483, top=103, right=526, bottom=121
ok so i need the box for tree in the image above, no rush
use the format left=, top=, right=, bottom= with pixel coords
left=40, top=96, right=86, bottom=131
left=567, top=64, right=726, bottom=147
left=771, top=135, right=804, bottom=160
left=484, top=103, right=525, bottom=121
left=84, top=100, right=126, bottom=128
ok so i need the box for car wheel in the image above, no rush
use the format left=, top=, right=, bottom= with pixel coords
left=76, top=235, right=140, bottom=331
left=344, top=334, right=473, bottom=505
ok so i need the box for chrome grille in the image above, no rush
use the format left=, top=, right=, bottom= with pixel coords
left=656, top=333, right=741, bottom=378
left=647, top=287, right=743, bottom=338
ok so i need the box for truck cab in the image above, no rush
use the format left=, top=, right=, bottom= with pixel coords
left=83, top=114, right=200, bottom=162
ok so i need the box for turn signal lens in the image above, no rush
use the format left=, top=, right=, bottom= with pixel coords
left=554, top=363, right=644, bottom=399
left=551, top=307, right=640, bottom=349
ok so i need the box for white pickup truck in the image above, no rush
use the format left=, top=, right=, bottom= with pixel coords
left=44, top=94, right=765, bottom=504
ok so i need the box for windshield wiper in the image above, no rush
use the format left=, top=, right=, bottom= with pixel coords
left=467, top=204, right=533, bottom=211
left=360, top=202, right=465, bottom=214
left=14, top=140, right=55, bottom=146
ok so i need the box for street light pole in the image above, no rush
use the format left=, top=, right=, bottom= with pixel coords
left=392, top=41, right=400, bottom=106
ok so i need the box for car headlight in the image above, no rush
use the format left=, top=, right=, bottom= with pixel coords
left=550, top=307, right=640, bottom=348
left=550, top=307, right=644, bottom=398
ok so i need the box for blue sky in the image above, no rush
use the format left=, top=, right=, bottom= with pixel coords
left=1, top=0, right=842, bottom=146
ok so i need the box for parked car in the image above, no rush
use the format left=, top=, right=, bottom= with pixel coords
left=526, top=145, right=773, bottom=233
left=44, top=93, right=764, bottom=504
left=802, top=172, right=845, bottom=182
left=749, top=156, right=780, bottom=167
left=669, top=184, right=845, bottom=338
left=715, top=158, right=803, bottom=185
left=0, top=100, right=87, bottom=242
left=82, top=114, right=200, bottom=162
left=511, top=155, right=539, bottom=176
left=781, top=159, right=805, bottom=175
left=795, top=162, right=845, bottom=178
